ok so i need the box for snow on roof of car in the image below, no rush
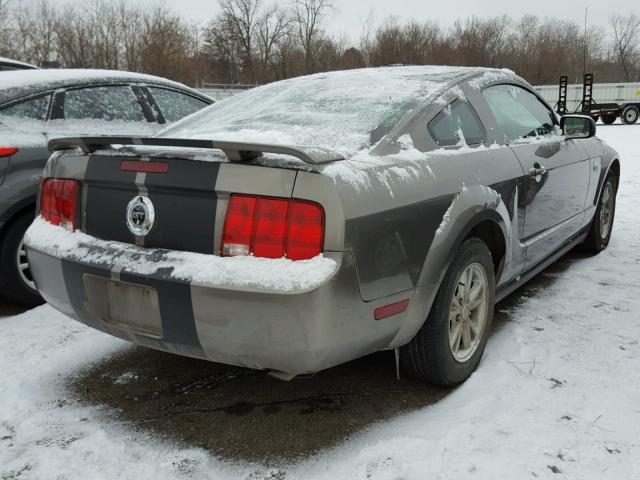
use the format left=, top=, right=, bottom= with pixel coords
left=0, top=69, right=200, bottom=105
left=160, top=65, right=517, bottom=155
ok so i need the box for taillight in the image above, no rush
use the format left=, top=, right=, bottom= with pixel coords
left=221, top=194, right=325, bottom=260
left=40, top=179, right=80, bottom=231
left=286, top=201, right=324, bottom=260
left=253, top=197, right=289, bottom=258
left=0, top=147, right=18, bottom=158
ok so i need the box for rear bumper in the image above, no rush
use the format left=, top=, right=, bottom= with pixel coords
left=25, top=221, right=410, bottom=374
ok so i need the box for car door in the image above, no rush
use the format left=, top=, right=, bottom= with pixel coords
left=0, top=93, right=52, bottom=187
left=481, top=84, right=591, bottom=269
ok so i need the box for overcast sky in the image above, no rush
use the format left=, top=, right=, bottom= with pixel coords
left=171, top=0, right=637, bottom=43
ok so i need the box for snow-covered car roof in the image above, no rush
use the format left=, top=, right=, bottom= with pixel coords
left=0, top=69, right=203, bottom=105
left=0, top=57, right=39, bottom=71
left=159, top=65, right=518, bottom=154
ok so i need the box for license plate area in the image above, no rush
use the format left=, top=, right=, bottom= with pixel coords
left=83, top=275, right=163, bottom=338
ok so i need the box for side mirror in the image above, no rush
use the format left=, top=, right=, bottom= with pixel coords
left=560, top=115, right=596, bottom=139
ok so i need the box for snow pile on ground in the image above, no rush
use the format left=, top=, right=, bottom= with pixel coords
left=2, top=124, right=640, bottom=479
left=24, top=217, right=338, bottom=293
left=0, top=307, right=240, bottom=479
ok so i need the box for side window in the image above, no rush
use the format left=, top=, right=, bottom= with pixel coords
left=482, top=84, right=558, bottom=141
left=148, top=87, right=209, bottom=123
left=428, top=100, right=486, bottom=147
left=0, top=94, right=51, bottom=122
left=64, top=86, right=145, bottom=122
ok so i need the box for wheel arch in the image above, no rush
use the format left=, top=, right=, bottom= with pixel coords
left=0, top=197, right=37, bottom=241
left=389, top=185, right=512, bottom=349
left=595, top=157, right=621, bottom=206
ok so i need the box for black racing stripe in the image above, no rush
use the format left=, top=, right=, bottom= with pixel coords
left=61, top=259, right=110, bottom=331
left=119, top=269, right=204, bottom=356
left=489, top=177, right=523, bottom=218
left=346, top=193, right=454, bottom=300
left=143, top=160, right=220, bottom=254
left=61, top=258, right=205, bottom=358
left=84, top=154, right=139, bottom=242
left=83, top=154, right=221, bottom=254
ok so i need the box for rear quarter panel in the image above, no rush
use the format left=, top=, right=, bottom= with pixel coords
left=318, top=144, right=525, bottom=302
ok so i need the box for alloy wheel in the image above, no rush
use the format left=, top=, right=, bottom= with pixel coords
left=599, top=182, right=614, bottom=240
left=16, top=238, right=37, bottom=291
left=448, top=262, right=489, bottom=363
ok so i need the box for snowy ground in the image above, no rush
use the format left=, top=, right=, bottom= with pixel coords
left=2, top=123, right=640, bottom=479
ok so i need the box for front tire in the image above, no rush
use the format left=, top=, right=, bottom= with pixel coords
left=0, top=211, right=43, bottom=307
left=400, top=238, right=495, bottom=386
left=582, top=174, right=617, bottom=253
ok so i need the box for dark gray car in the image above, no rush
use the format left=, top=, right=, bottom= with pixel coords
left=0, top=69, right=212, bottom=305
left=25, top=66, right=619, bottom=385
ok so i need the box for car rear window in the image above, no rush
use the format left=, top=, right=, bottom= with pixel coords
left=159, top=67, right=449, bottom=153
left=64, top=86, right=145, bottom=122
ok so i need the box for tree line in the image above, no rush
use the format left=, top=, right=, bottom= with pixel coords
left=1, top=0, right=639, bottom=87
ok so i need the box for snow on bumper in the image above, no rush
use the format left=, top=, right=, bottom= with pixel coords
left=24, top=218, right=403, bottom=374
left=24, top=217, right=338, bottom=294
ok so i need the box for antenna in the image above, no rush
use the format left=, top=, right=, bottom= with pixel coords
left=583, top=6, right=588, bottom=77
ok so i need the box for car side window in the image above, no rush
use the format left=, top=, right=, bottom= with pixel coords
left=428, top=100, right=486, bottom=147
left=0, top=94, right=51, bottom=122
left=64, top=86, right=145, bottom=122
left=482, top=84, right=558, bottom=141
left=148, top=87, right=209, bottom=123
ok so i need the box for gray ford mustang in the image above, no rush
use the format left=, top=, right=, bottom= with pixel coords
left=25, top=66, right=619, bottom=386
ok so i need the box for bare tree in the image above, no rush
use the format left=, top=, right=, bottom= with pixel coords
left=12, top=0, right=59, bottom=66
left=358, top=8, right=376, bottom=65
left=0, top=0, right=11, bottom=15
left=218, top=0, right=261, bottom=82
left=1, top=0, right=639, bottom=86
left=610, top=13, right=640, bottom=81
left=293, top=0, right=332, bottom=73
left=256, top=4, right=291, bottom=81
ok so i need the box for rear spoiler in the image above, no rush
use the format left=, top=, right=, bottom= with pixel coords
left=48, top=136, right=344, bottom=165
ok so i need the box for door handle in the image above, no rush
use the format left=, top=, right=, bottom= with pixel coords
left=529, top=163, right=547, bottom=178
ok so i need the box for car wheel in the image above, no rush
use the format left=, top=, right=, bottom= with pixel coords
left=602, top=115, right=617, bottom=125
left=400, top=238, right=495, bottom=386
left=622, top=106, right=639, bottom=125
left=582, top=175, right=617, bottom=253
left=0, top=211, right=43, bottom=307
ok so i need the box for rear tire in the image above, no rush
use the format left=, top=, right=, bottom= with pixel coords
left=400, top=238, right=495, bottom=386
left=622, top=106, right=639, bottom=125
left=602, top=115, right=617, bottom=125
left=0, top=211, right=43, bottom=307
left=582, top=174, right=617, bottom=254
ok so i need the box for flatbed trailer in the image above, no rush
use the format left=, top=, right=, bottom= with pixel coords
left=534, top=74, right=640, bottom=124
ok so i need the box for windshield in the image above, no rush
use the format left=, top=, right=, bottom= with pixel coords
left=159, top=67, right=448, bottom=154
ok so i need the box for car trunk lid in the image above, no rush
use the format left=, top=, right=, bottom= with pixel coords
left=48, top=136, right=334, bottom=254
